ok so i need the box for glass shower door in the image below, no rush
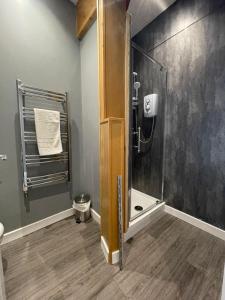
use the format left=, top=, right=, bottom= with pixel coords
left=129, top=43, right=167, bottom=221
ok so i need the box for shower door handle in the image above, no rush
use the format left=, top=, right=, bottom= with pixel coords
left=0, top=154, right=7, bottom=161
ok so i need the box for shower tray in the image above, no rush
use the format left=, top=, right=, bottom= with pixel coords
left=130, top=188, right=159, bottom=221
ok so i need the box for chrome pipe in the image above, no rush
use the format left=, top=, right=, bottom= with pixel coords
left=28, top=174, right=67, bottom=183
left=26, top=156, right=68, bottom=162
left=27, top=178, right=67, bottom=188
left=132, top=42, right=166, bottom=71
left=138, top=126, right=141, bottom=153
left=26, top=157, right=68, bottom=161
left=23, top=116, right=68, bottom=123
left=25, top=139, right=67, bottom=143
left=22, top=84, right=66, bottom=97
left=24, top=130, right=68, bottom=135
left=26, top=160, right=68, bottom=165
left=23, top=107, right=67, bottom=116
left=19, top=86, right=66, bottom=101
left=28, top=171, right=68, bottom=180
left=26, top=153, right=68, bottom=158
left=29, top=175, right=67, bottom=183
left=24, top=131, right=68, bottom=143
left=21, top=91, right=66, bottom=102
left=17, top=79, right=28, bottom=193
left=23, top=114, right=67, bottom=120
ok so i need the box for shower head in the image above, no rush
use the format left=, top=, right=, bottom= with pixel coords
left=134, top=81, right=141, bottom=90
left=133, top=81, right=141, bottom=102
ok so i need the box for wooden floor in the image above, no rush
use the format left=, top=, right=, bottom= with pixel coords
left=2, top=213, right=225, bottom=299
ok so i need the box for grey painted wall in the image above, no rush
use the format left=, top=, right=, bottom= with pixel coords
left=80, top=21, right=99, bottom=213
left=134, top=0, right=225, bottom=229
left=0, top=0, right=82, bottom=232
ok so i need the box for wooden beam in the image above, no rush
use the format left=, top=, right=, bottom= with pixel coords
left=100, top=118, right=125, bottom=263
left=98, top=0, right=126, bottom=121
left=76, top=0, right=97, bottom=39
left=98, top=0, right=128, bottom=263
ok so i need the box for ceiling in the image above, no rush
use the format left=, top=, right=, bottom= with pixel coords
left=128, top=0, right=176, bottom=37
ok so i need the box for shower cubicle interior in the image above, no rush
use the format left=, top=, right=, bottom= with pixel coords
left=129, top=42, right=167, bottom=221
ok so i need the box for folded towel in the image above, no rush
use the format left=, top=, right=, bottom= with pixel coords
left=34, top=108, right=62, bottom=156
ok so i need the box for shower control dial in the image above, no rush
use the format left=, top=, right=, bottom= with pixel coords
left=146, top=104, right=151, bottom=111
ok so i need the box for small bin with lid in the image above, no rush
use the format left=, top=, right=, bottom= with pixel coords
left=73, top=194, right=91, bottom=223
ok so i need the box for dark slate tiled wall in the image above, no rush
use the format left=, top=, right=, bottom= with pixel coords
left=133, top=0, right=225, bottom=229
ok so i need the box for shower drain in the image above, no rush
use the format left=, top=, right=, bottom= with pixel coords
left=134, top=205, right=143, bottom=211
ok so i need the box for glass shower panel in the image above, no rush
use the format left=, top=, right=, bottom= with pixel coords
left=130, top=44, right=167, bottom=220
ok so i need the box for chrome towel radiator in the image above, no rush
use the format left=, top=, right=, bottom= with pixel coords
left=17, top=79, right=71, bottom=196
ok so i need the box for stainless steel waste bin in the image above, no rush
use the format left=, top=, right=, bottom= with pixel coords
left=73, top=194, right=91, bottom=223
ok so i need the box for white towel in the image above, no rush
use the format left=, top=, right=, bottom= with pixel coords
left=34, top=108, right=63, bottom=156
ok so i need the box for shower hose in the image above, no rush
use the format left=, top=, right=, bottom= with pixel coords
left=140, top=117, right=155, bottom=144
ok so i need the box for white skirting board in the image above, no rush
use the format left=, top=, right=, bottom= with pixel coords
left=112, top=249, right=119, bottom=264
left=164, top=205, right=225, bottom=241
left=221, top=264, right=225, bottom=300
left=2, top=208, right=75, bottom=245
left=101, top=236, right=109, bottom=263
left=101, top=236, right=119, bottom=265
left=0, top=249, right=6, bottom=300
left=91, top=208, right=101, bottom=224
left=2, top=208, right=101, bottom=245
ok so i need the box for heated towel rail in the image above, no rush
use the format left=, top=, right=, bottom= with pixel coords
left=17, top=79, right=71, bottom=196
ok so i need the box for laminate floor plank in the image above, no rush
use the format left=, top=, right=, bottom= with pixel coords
left=2, top=214, right=225, bottom=300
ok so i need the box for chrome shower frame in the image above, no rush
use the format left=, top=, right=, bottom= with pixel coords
left=128, top=42, right=168, bottom=223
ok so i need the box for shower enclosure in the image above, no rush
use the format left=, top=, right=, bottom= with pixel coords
left=129, top=42, right=167, bottom=221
